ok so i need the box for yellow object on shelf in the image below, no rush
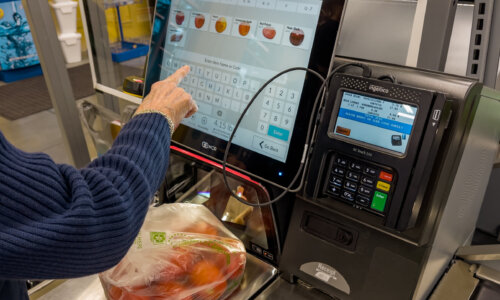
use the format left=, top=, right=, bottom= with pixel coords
left=105, top=2, right=151, bottom=44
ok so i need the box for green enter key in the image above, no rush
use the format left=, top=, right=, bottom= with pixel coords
left=371, top=191, right=388, bottom=212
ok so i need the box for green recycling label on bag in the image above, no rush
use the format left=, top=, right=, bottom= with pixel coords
left=150, top=232, right=166, bottom=245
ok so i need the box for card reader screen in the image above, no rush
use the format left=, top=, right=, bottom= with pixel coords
left=334, top=91, right=418, bottom=154
left=159, top=0, right=323, bottom=163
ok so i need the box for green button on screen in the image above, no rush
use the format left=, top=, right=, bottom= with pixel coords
left=371, top=191, right=387, bottom=212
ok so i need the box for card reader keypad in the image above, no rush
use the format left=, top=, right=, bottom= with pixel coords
left=326, top=155, right=395, bottom=215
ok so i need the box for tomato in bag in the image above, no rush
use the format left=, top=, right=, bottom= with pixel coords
left=100, top=204, right=246, bottom=300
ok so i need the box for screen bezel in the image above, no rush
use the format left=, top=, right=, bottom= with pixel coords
left=328, top=88, right=420, bottom=158
left=144, top=0, right=344, bottom=186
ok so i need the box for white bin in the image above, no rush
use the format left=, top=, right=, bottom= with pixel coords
left=50, top=1, right=78, bottom=34
left=59, top=32, right=82, bottom=63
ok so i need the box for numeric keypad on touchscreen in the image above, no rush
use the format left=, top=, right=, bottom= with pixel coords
left=172, top=58, right=297, bottom=143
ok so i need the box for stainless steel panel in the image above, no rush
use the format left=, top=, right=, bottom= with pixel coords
left=476, top=265, right=500, bottom=285
left=415, top=0, right=457, bottom=71
left=474, top=0, right=500, bottom=88
left=429, top=260, right=479, bottom=300
left=226, top=254, right=278, bottom=300
left=335, top=0, right=417, bottom=65
left=33, top=253, right=277, bottom=300
left=31, top=276, right=105, bottom=300
left=414, top=89, right=500, bottom=300
left=445, top=4, right=474, bottom=76
left=457, top=245, right=500, bottom=262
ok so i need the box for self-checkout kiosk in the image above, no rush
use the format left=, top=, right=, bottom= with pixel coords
left=144, top=1, right=340, bottom=298
left=144, top=0, right=500, bottom=299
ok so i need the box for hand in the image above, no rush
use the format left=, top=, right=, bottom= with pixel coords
left=136, top=65, right=198, bottom=128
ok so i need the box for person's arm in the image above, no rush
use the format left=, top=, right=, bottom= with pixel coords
left=0, top=66, right=197, bottom=280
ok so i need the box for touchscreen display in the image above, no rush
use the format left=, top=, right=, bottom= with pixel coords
left=158, top=0, right=323, bottom=163
left=334, top=92, right=418, bottom=154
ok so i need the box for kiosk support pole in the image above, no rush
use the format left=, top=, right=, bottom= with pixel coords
left=22, top=0, right=91, bottom=168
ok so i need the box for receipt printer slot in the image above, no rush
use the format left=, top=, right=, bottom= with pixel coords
left=301, top=212, right=358, bottom=251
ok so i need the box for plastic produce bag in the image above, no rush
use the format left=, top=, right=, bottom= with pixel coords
left=99, top=203, right=246, bottom=300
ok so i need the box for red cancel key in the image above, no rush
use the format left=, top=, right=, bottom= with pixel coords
left=379, top=171, right=393, bottom=182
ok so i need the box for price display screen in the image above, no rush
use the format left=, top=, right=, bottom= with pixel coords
left=334, top=91, right=418, bottom=154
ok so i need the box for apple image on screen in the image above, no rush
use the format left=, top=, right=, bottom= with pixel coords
left=215, top=17, right=227, bottom=33
left=289, top=28, right=304, bottom=46
left=175, top=11, right=185, bottom=25
left=239, top=22, right=250, bottom=36
left=170, top=33, right=183, bottom=42
left=262, top=26, right=276, bottom=39
left=194, top=14, right=205, bottom=29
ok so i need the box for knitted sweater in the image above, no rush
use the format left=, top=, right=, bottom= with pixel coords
left=0, top=113, right=171, bottom=296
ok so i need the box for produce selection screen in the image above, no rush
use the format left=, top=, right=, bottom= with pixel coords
left=159, top=0, right=323, bottom=163
left=334, top=92, right=418, bottom=154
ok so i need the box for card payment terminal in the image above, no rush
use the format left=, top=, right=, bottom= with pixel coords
left=307, top=72, right=451, bottom=230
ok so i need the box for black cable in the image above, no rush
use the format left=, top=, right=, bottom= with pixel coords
left=288, top=63, right=371, bottom=195
left=377, top=74, right=396, bottom=83
left=222, top=63, right=371, bottom=207
left=222, top=67, right=323, bottom=207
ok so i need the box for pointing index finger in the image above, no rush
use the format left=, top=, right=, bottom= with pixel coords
left=167, top=65, right=190, bottom=85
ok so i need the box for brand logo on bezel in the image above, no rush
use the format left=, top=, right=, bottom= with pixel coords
left=202, top=141, right=217, bottom=151
left=369, top=85, right=389, bottom=94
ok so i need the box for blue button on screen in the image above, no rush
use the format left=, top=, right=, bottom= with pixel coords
left=268, top=125, right=290, bottom=141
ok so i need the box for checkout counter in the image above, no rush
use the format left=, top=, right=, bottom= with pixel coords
left=30, top=0, right=500, bottom=299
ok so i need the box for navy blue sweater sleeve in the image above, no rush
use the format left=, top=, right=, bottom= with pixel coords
left=0, top=113, right=171, bottom=280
